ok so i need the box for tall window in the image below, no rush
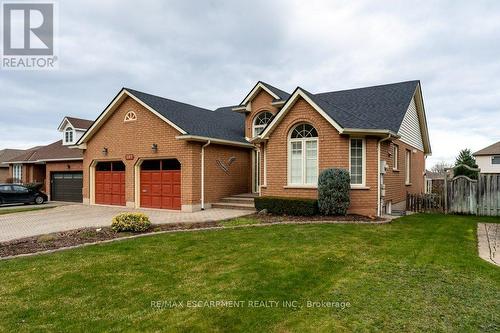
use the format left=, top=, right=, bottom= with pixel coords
left=405, top=150, right=412, bottom=184
left=13, top=164, right=22, bottom=184
left=289, top=123, right=318, bottom=185
left=253, top=111, right=273, bottom=136
left=350, top=138, right=365, bottom=185
left=393, top=144, right=399, bottom=170
left=65, top=127, right=74, bottom=143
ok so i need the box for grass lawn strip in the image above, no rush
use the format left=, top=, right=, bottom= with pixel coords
left=0, top=206, right=55, bottom=216
left=0, top=214, right=498, bottom=332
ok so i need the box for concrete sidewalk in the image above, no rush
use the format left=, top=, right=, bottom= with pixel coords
left=477, top=223, right=499, bottom=266
left=0, top=204, right=253, bottom=242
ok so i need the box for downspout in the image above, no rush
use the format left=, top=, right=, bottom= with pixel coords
left=377, top=134, right=392, bottom=216
left=201, top=140, right=211, bottom=210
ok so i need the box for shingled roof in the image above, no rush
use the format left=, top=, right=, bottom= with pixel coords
left=260, top=82, right=290, bottom=101
left=8, top=140, right=82, bottom=163
left=0, top=149, right=29, bottom=167
left=80, top=80, right=427, bottom=148
left=126, top=89, right=247, bottom=143
left=66, top=117, right=93, bottom=130
left=474, top=141, right=500, bottom=156
left=309, top=80, right=420, bottom=133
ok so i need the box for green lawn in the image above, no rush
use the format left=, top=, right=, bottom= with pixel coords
left=0, top=206, right=54, bottom=216
left=0, top=214, right=499, bottom=332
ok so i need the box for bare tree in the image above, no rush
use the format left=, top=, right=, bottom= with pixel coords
left=429, top=161, right=453, bottom=174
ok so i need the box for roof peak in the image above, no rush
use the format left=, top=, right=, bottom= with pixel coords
left=124, top=87, right=213, bottom=113
left=315, top=80, right=420, bottom=96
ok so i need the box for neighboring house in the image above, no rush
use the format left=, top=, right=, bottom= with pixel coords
left=0, top=149, right=29, bottom=182
left=473, top=141, right=500, bottom=173
left=425, top=170, right=445, bottom=195
left=7, top=117, right=93, bottom=202
left=75, top=80, right=431, bottom=216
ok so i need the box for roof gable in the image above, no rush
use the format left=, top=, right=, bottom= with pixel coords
left=78, top=88, right=248, bottom=146
left=57, top=116, right=93, bottom=131
left=240, top=81, right=290, bottom=106
left=474, top=141, right=500, bottom=156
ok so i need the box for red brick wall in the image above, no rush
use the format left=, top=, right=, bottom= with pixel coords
left=261, top=97, right=379, bottom=216
left=82, top=95, right=250, bottom=209
left=245, top=90, right=279, bottom=138
left=0, top=168, right=8, bottom=183
left=381, top=139, right=425, bottom=208
left=203, top=144, right=251, bottom=203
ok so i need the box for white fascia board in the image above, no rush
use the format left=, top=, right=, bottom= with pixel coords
left=260, top=88, right=344, bottom=139
left=241, top=82, right=280, bottom=105
left=175, top=135, right=254, bottom=148
left=69, top=143, right=87, bottom=149
left=415, top=84, right=432, bottom=155
left=125, top=90, right=187, bottom=135
left=57, top=117, right=71, bottom=132
left=343, top=128, right=400, bottom=137
left=231, top=105, right=250, bottom=113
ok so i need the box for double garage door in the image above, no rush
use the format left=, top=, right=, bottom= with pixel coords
left=94, top=159, right=181, bottom=210
left=51, top=172, right=83, bottom=202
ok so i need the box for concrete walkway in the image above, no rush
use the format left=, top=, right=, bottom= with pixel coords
left=0, top=204, right=253, bottom=242
left=477, top=223, right=499, bottom=266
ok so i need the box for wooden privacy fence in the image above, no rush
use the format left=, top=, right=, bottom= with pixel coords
left=407, top=165, right=500, bottom=216
left=406, top=193, right=443, bottom=213
left=446, top=175, right=477, bottom=215
left=477, top=173, right=500, bottom=216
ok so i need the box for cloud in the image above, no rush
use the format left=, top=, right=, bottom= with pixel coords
left=1, top=0, right=499, bottom=169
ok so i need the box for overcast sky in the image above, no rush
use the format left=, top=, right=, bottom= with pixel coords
left=1, top=0, right=499, bottom=167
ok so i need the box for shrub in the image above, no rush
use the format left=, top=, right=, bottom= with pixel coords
left=318, top=168, right=351, bottom=216
left=111, top=213, right=151, bottom=232
left=25, top=182, right=44, bottom=191
left=254, top=196, right=318, bottom=216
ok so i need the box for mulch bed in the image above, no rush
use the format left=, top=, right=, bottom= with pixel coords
left=251, top=213, right=383, bottom=223
left=0, top=221, right=218, bottom=258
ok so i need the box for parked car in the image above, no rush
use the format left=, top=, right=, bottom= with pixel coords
left=0, top=184, right=48, bottom=205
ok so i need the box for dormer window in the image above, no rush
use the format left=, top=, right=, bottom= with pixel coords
left=253, top=111, right=273, bottom=137
left=65, top=127, right=74, bottom=143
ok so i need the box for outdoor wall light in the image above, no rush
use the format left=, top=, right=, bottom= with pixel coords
left=152, top=143, right=158, bottom=153
left=102, top=147, right=108, bottom=156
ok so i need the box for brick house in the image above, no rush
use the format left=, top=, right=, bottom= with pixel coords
left=6, top=117, right=93, bottom=202
left=75, top=80, right=431, bottom=216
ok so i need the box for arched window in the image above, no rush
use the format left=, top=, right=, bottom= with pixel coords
left=124, top=111, right=137, bottom=122
left=65, top=127, right=74, bottom=143
left=289, top=123, right=318, bottom=185
left=253, top=111, right=273, bottom=136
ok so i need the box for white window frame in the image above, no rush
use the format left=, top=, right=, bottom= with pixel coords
left=253, top=111, right=273, bottom=137
left=13, top=164, right=22, bottom=184
left=405, top=149, right=412, bottom=185
left=287, top=124, right=319, bottom=186
left=491, top=155, right=500, bottom=165
left=65, top=127, right=74, bottom=144
left=349, top=137, right=366, bottom=187
left=124, top=110, right=137, bottom=122
left=393, top=144, right=399, bottom=170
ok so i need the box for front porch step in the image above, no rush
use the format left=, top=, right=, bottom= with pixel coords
left=220, top=196, right=255, bottom=204
left=231, top=193, right=259, bottom=198
left=212, top=202, right=256, bottom=211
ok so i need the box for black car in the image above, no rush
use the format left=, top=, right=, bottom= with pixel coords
left=0, top=184, right=48, bottom=205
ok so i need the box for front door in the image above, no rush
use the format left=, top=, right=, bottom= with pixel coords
left=253, top=150, right=260, bottom=193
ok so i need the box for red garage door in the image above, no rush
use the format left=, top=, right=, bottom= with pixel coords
left=95, top=161, right=125, bottom=206
left=140, top=159, right=181, bottom=210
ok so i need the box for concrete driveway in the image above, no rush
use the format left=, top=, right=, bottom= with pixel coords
left=0, top=204, right=253, bottom=242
